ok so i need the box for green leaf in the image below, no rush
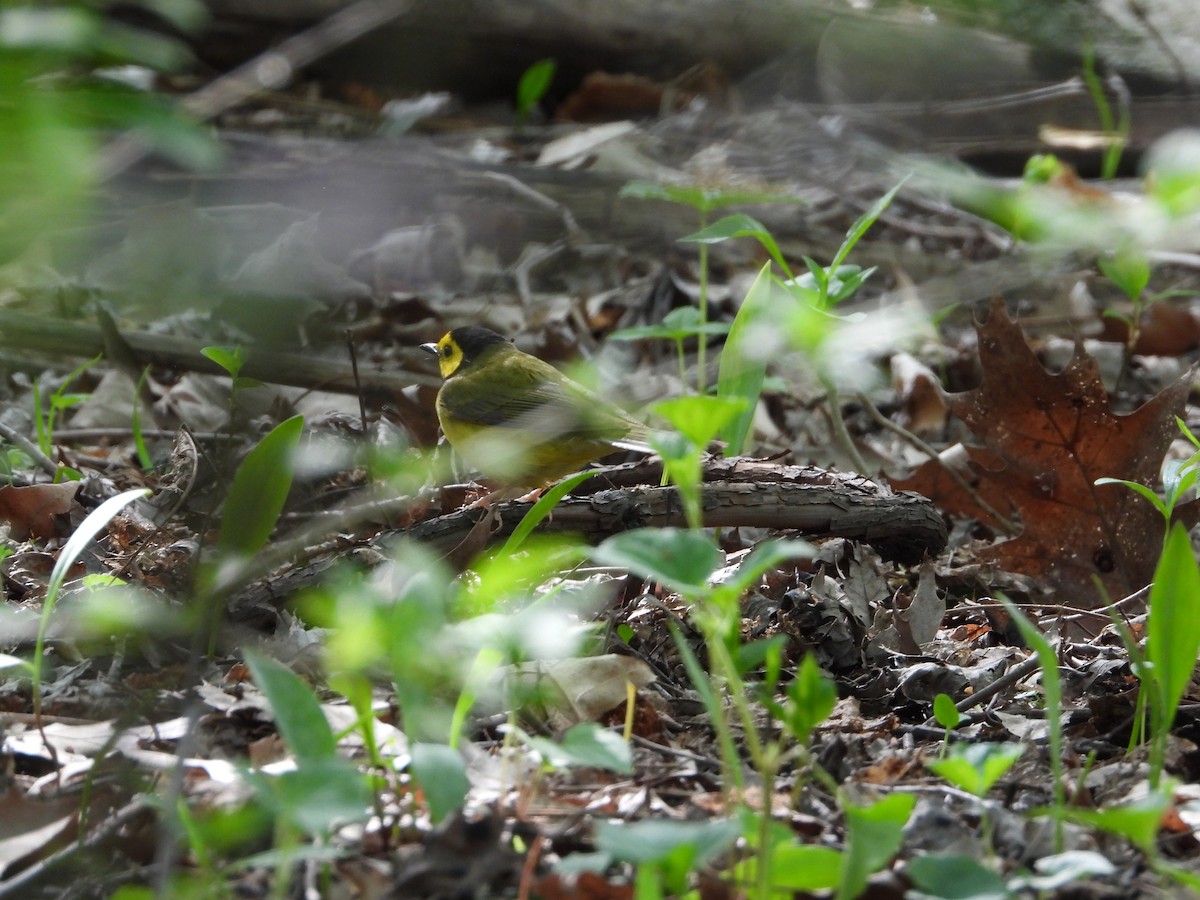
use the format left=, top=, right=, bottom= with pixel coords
left=516, top=58, right=555, bottom=120
left=268, top=761, right=369, bottom=836
left=410, top=742, right=469, bottom=824
left=906, top=853, right=1009, bottom=900
left=1099, top=249, right=1150, bottom=302
left=837, top=793, right=915, bottom=900
left=1147, top=522, right=1200, bottom=729
left=717, top=262, right=773, bottom=455
left=594, top=528, right=720, bottom=595
left=829, top=178, right=905, bottom=274
left=609, top=306, right=731, bottom=342
left=619, top=181, right=800, bottom=214
left=933, top=693, right=960, bottom=730
left=523, top=723, right=633, bottom=774
left=782, top=654, right=837, bottom=743
left=595, top=818, right=739, bottom=867
left=217, top=415, right=304, bottom=557
left=653, top=395, right=745, bottom=449
left=680, top=215, right=790, bottom=275
left=766, top=843, right=843, bottom=891
left=501, top=470, right=596, bottom=555
left=245, top=651, right=336, bottom=763
left=927, top=742, right=1024, bottom=798
left=202, top=344, right=246, bottom=379
left=735, top=634, right=788, bottom=678
left=721, top=538, right=814, bottom=598
left=1095, top=476, right=1168, bottom=521
left=1063, top=789, right=1170, bottom=853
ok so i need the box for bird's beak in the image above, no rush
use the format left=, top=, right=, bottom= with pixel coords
left=419, top=342, right=438, bottom=356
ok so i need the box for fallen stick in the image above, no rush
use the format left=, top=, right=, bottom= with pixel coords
left=0, top=308, right=438, bottom=394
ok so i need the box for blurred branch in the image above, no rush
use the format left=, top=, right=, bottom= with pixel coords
left=97, top=0, right=416, bottom=179
left=0, top=309, right=439, bottom=394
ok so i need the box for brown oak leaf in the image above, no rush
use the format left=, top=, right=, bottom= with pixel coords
left=0, top=482, right=79, bottom=541
left=893, top=298, right=1188, bottom=605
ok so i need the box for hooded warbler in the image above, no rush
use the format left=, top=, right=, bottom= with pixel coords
left=421, top=326, right=649, bottom=486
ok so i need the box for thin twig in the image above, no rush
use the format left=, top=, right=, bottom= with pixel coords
left=825, top=382, right=871, bottom=476
left=0, top=798, right=150, bottom=898
left=97, top=0, right=417, bottom=179
left=0, top=419, right=59, bottom=479
left=857, top=391, right=1018, bottom=535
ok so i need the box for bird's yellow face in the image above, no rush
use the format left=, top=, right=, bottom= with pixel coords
left=430, top=332, right=466, bottom=379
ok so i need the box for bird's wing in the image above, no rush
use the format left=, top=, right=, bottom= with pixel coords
left=442, top=362, right=634, bottom=442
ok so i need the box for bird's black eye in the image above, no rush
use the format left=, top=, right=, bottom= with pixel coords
left=442, top=346, right=452, bottom=358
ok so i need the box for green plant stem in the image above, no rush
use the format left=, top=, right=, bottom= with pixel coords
left=697, top=214, right=710, bottom=395
left=824, top=379, right=869, bottom=475
left=705, top=631, right=779, bottom=895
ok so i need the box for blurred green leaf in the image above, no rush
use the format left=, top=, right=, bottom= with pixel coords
left=680, top=214, right=790, bottom=275
left=654, top=395, right=745, bottom=448
left=927, top=742, right=1023, bottom=797
left=781, top=654, right=836, bottom=744
left=619, top=180, right=800, bottom=214
left=933, top=693, right=960, bottom=731
left=218, top=415, right=303, bottom=557
left=516, top=58, right=555, bottom=122
left=245, top=651, right=336, bottom=763
left=262, top=761, right=369, bottom=837
left=1099, top=249, right=1150, bottom=302
left=1147, top=523, right=1200, bottom=735
left=837, top=793, right=915, bottom=900
left=717, top=262, right=774, bottom=454
left=907, top=853, right=1008, bottom=900
left=595, top=818, right=739, bottom=867
left=522, top=723, right=633, bottom=774
left=609, top=306, right=730, bottom=342
left=594, top=528, right=720, bottom=595
left=410, top=742, right=469, bottom=824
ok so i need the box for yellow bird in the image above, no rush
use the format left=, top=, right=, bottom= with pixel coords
left=421, top=326, right=649, bottom=486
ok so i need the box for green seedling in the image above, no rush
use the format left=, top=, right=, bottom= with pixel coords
left=500, top=469, right=597, bottom=556
left=216, top=415, right=304, bottom=561
left=1060, top=788, right=1200, bottom=891
left=1000, top=597, right=1066, bottom=850
left=1097, top=417, right=1200, bottom=532
left=30, top=488, right=150, bottom=724
left=512, top=722, right=633, bottom=774
left=650, top=394, right=745, bottom=529
left=409, top=742, right=469, bottom=825
left=734, top=811, right=843, bottom=894
left=909, top=850, right=1116, bottom=899
left=836, top=794, right=916, bottom=900
left=928, top=741, right=1023, bottom=861
left=1145, top=129, right=1200, bottom=217
left=620, top=180, right=801, bottom=394
left=610, top=306, right=730, bottom=390
left=1142, top=522, right=1200, bottom=786
left=927, top=742, right=1024, bottom=802
left=1080, top=43, right=1129, bottom=180
left=1098, top=247, right=1151, bottom=354
left=932, top=693, right=960, bottom=758
left=130, top=365, right=153, bottom=470
left=33, top=354, right=99, bottom=478
left=588, top=817, right=740, bottom=899
left=717, top=262, right=774, bottom=455
left=515, top=58, right=555, bottom=125
left=245, top=652, right=370, bottom=898
left=595, top=528, right=818, bottom=893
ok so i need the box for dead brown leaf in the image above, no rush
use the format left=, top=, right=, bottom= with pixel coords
left=893, top=298, right=1187, bottom=605
left=0, top=482, right=79, bottom=541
